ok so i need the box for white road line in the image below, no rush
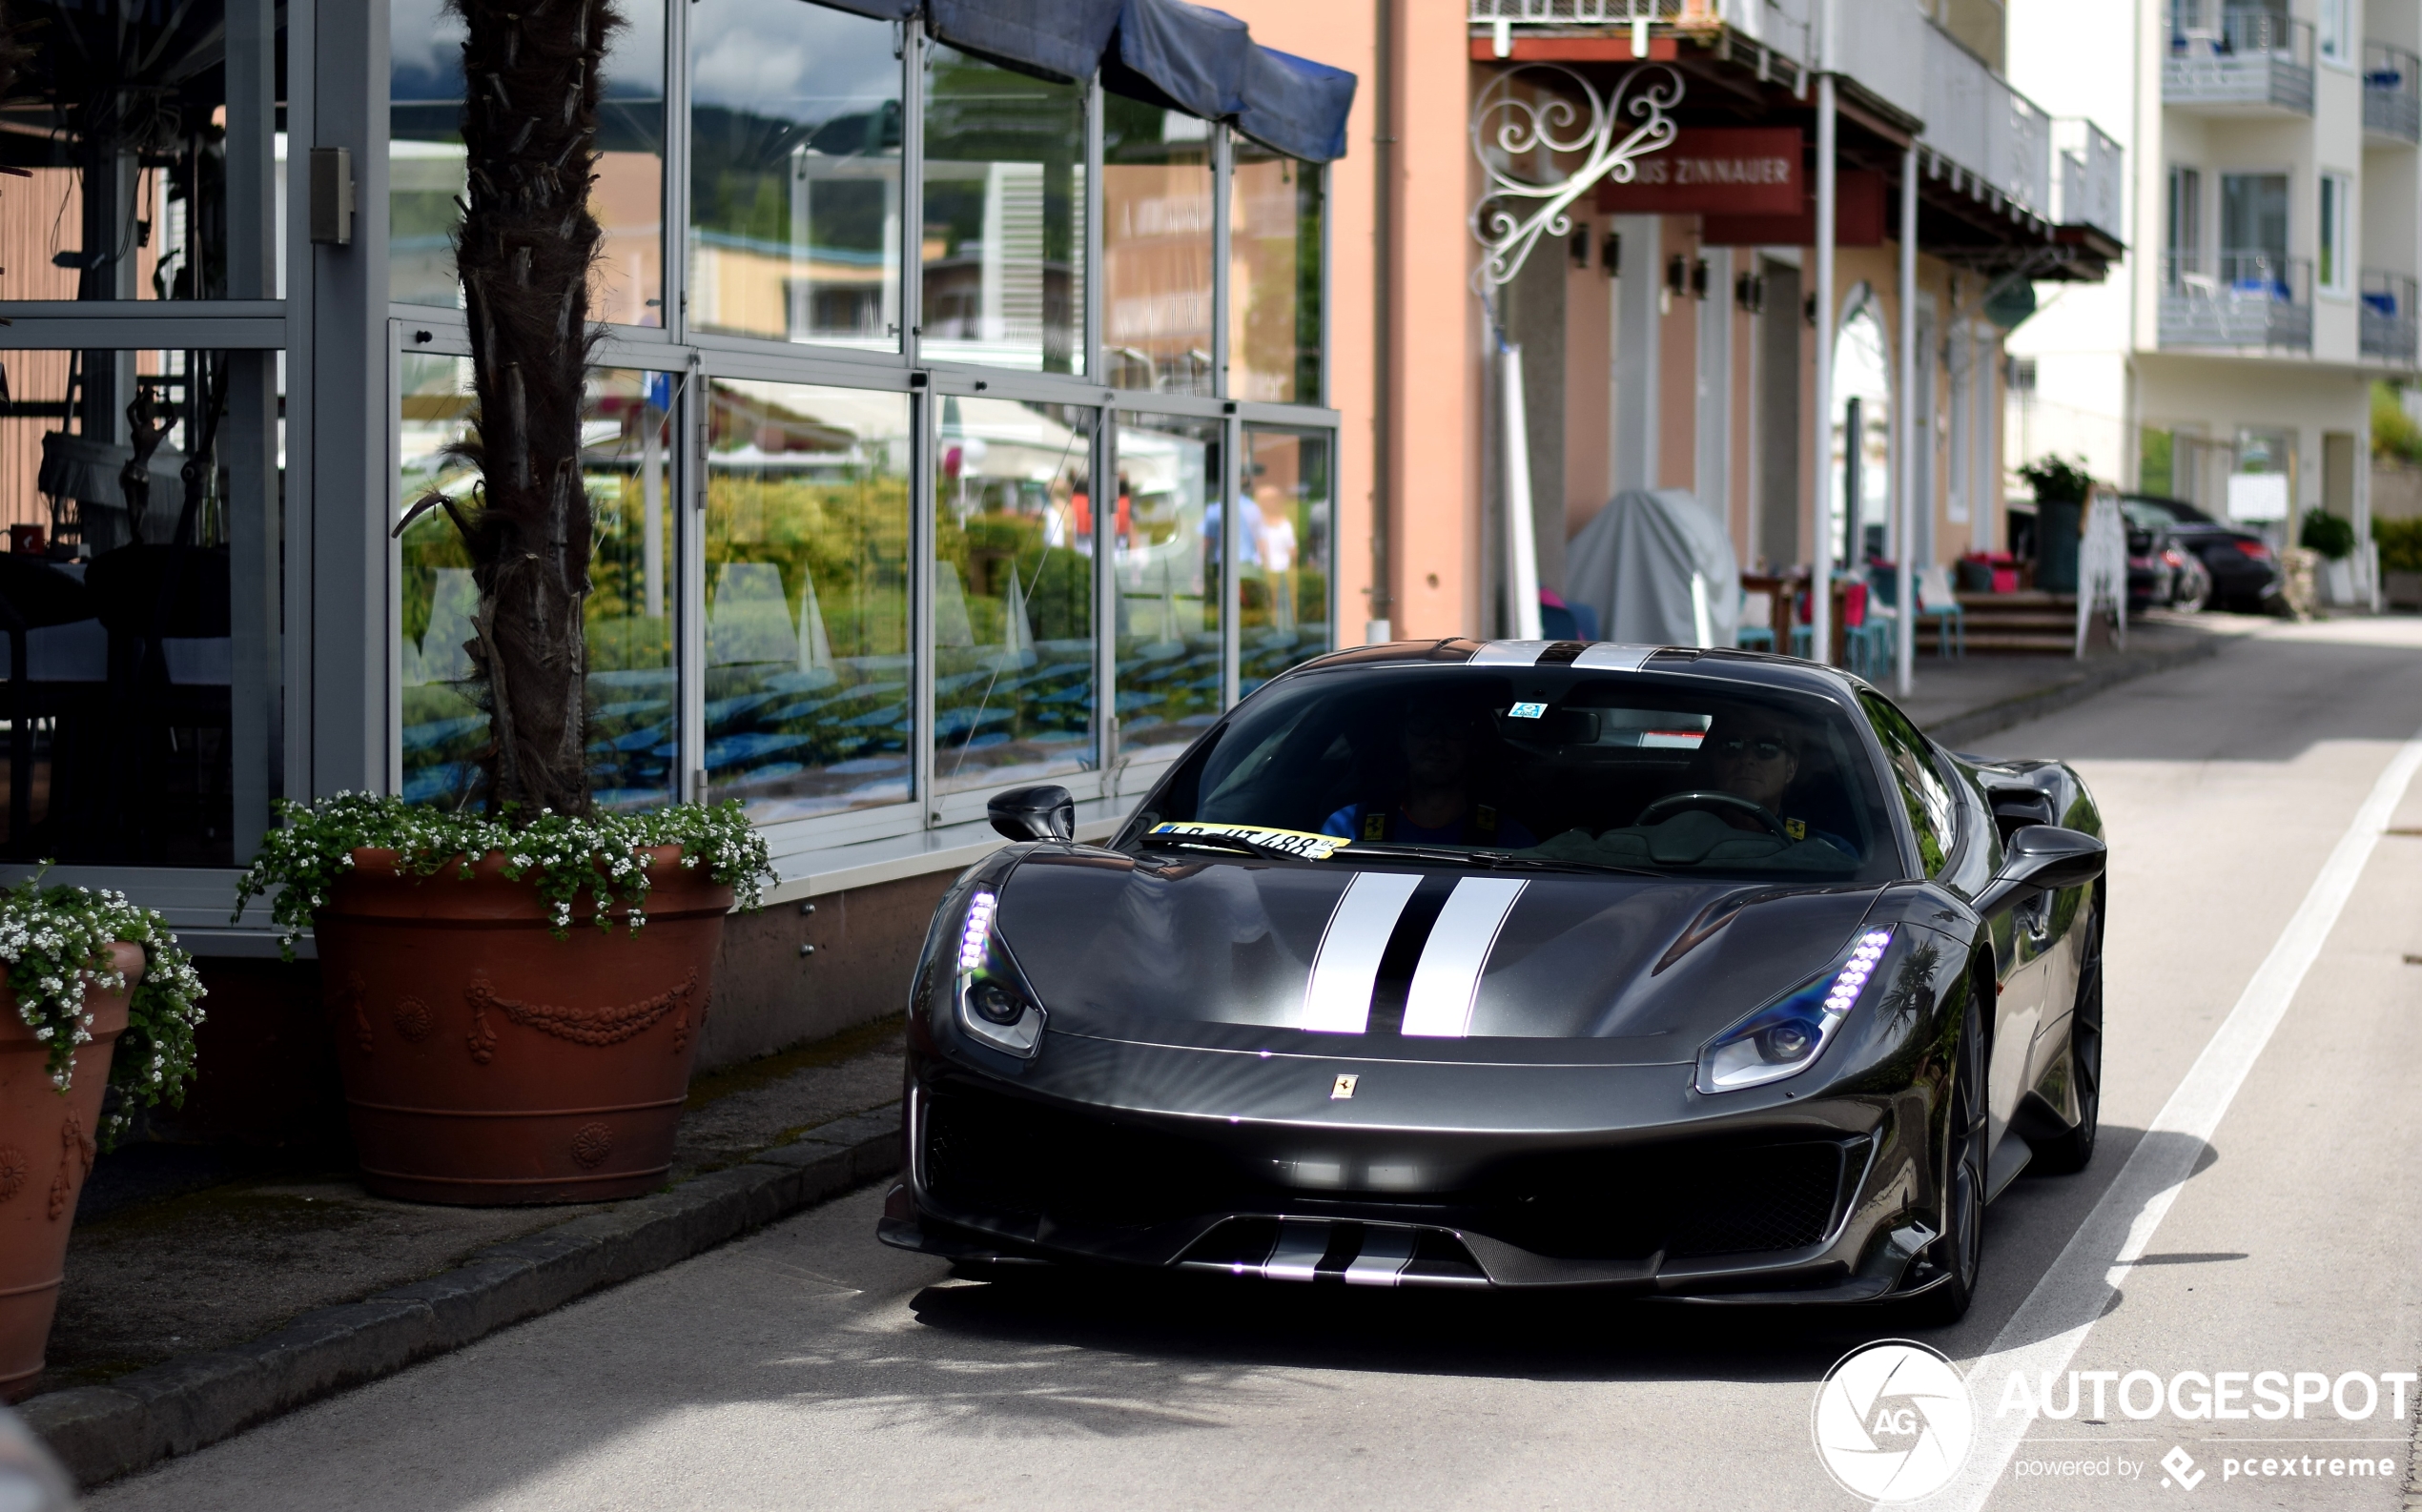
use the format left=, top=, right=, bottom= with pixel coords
left=1904, top=729, right=2422, bottom=1512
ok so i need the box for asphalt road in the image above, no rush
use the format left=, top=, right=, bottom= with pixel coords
left=91, top=618, right=2422, bottom=1512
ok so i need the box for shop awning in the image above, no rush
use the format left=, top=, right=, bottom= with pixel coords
left=1103, top=0, right=1250, bottom=122
left=925, top=0, right=1126, bottom=86
left=1236, top=44, right=1356, bottom=163
left=922, top=0, right=1357, bottom=162
left=817, top=0, right=919, bottom=18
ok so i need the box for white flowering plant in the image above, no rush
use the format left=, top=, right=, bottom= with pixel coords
left=0, top=876, right=207, bottom=1143
left=232, top=792, right=775, bottom=955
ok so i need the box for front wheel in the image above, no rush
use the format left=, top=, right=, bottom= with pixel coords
left=1898, top=993, right=1986, bottom=1326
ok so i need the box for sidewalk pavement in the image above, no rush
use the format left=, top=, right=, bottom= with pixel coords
left=1890, top=609, right=2266, bottom=745
left=21, top=1020, right=909, bottom=1488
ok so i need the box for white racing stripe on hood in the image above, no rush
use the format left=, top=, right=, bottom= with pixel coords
left=1400, top=877, right=1529, bottom=1038
left=1300, top=870, right=1425, bottom=1033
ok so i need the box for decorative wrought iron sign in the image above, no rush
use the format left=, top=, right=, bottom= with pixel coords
left=1469, top=63, right=1684, bottom=289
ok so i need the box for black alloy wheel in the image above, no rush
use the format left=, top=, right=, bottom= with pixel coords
left=1901, top=991, right=1987, bottom=1326
left=2031, top=900, right=2103, bottom=1175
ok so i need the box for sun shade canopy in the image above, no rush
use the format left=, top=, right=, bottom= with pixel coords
left=916, top=0, right=1357, bottom=161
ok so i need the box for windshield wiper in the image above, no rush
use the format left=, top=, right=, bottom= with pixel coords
left=1346, top=843, right=1664, bottom=880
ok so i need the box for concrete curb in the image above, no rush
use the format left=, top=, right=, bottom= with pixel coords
left=20, top=1105, right=903, bottom=1490
left=1924, top=634, right=2228, bottom=747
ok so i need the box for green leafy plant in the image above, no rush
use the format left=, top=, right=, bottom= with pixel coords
left=2376, top=517, right=2422, bottom=575
left=2373, top=382, right=2422, bottom=465
left=0, top=878, right=206, bottom=1144
left=2298, top=509, right=2357, bottom=562
left=233, top=793, right=774, bottom=955
left=2017, top=454, right=2095, bottom=506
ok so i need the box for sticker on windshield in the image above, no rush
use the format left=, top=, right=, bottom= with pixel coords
left=1149, top=822, right=1351, bottom=861
left=1509, top=702, right=1549, bottom=719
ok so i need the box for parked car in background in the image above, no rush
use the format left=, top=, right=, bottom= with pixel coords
left=2121, top=495, right=2280, bottom=611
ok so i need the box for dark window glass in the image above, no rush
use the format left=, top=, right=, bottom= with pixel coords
left=1, top=0, right=286, bottom=302
left=0, top=346, right=285, bottom=864
left=1140, top=667, right=1898, bottom=881
left=1858, top=691, right=1955, bottom=876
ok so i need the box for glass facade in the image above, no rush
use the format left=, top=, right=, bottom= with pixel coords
left=921, top=45, right=1086, bottom=374
left=933, top=399, right=1096, bottom=791
left=704, top=380, right=913, bottom=823
left=0, top=0, right=1339, bottom=894
left=1114, top=413, right=1223, bottom=754
left=1229, top=140, right=1324, bottom=404
left=0, top=0, right=288, bottom=304
left=0, top=347, right=284, bottom=865
left=1101, top=98, right=1215, bottom=396
left=688, top=0, right=903, bottom=347
left=1240, top=427, right=1333, bottom=695
left=399, top=361, right=680, bottom=813
left=392, top=0, right=667, bottom=323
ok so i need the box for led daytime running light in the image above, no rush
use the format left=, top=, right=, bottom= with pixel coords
left=1695, top=925, right=1898, bottom=1093
left=958, top=889, right=997, bottom=973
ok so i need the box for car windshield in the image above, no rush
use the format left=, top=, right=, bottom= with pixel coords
left=1129, top=665, right=1905, bottom=881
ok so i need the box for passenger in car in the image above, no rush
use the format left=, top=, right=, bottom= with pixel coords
left=1321, top=704, right=1538, bottom=848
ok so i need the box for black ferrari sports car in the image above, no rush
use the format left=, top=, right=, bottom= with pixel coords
left=880, top=639, right=2106, bottom=1320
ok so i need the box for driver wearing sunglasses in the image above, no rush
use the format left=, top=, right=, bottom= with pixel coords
left=1690, top=714, right=1856, bottom=855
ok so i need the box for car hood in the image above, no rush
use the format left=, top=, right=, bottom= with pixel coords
left=993, top=850, right=1887, bottom=1066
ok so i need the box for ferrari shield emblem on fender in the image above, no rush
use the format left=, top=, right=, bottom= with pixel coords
left=1331, top=1073, right=1359, bottom=1100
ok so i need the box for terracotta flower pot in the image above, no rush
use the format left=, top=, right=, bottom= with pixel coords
left=0, top=942, right=138, bottom=1400
left=315, top=847, right=732, bottom=1205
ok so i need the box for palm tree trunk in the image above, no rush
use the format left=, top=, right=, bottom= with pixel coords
left=453, top=0, right=622, bottom=818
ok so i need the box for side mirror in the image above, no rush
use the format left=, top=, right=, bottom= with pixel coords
left=988, top=784, right=1076, bottom=843
left=1974, top=824, right=2105, bottom=917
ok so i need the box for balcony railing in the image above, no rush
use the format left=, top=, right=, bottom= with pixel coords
left=2160, top=253, right=2313, bottom=350
left=1918, top=21, right=2053, bottom=217
left=2363, top=270, right=2419, bottom=365
left=1467, top=0, right=1812, bottom=66
left=2366, top=41, right=2421, bottom=143
left=2165, top=3, right=2316, bottom=115
left=2052, top=118, right=2124, bottom=240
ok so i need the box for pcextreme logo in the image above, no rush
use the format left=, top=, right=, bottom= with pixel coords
left=1812, top=1339, right=1977, bottom=1502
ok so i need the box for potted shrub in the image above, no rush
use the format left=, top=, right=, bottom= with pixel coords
left=0, top=880, right=203, bottom=1397
left=230, top=0, right=772, bottom=1205
left=2018, top=455, right=2094, bottom=595
left=236, top=798, right=767, bottom=1203
left=2298, top=509, right=2357, bottom=606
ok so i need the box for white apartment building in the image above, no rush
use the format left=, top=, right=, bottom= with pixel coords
left=2007, top=0, right=2415, bottom=559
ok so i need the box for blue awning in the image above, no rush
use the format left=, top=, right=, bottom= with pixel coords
left=912, top=0, right=1356, bottom=160
left=925, top=0, right=1125, bottom=84
left=1103, top=0, right=1250, bottom=122
left=1236, top=44, right=1357, bottom=163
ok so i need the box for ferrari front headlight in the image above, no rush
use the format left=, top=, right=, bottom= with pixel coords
left=950, top=888, right=1045, bottom=1057
left=1695, top=927, right=1893, bottom=1093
